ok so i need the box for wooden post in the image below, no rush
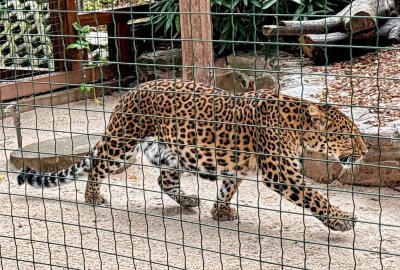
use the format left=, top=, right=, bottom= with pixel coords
left=107, top=21, right=130, bottom=76
left=62, top=0, right=81, bottom=71
left=179, top=0, right=213, bottom=84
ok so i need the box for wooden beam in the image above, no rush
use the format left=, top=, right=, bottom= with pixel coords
left=179, top=0, right=213, bottom=84
left=0, top=65, right=117, bottom=101
left=107, top=22, right=130, bottom=63
left=263, top=0, right=398, bottom=38
left=342, top=0, right=397, bottom=33
left=48, top=1, right=66, bottom=71
left=299, top=32, right=377, bottom=65
left=61, top=0, right=80, bottom=71
left=379, top=17, right=400, bottom=44
left=263, top=18, right=343, bottom=37
left=77, top=4, right=152, bottom=26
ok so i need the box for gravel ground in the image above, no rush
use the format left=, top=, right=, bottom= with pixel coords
left=0, top=95, right=399, bottom=270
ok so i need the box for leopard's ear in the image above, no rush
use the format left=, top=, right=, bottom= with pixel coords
left=308, top=105, right=327, bottom=130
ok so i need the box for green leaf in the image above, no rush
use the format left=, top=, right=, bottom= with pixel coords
left=231, top=0, right=240, bottom=9
left=165, top=12, right=175, bottom=32
left=81, top=25, right=91, bottom=34
left=218, top=43, right=228, bottom=55
left=293, top=4, right=306, bottom=20
left=80, top=83, right=94, bottom=92
left=66, top=43, right=80, bottom=50
left=220, top=0, right=233, bottom=10
left=76, top=40, right=90, bottom=48
left=221, top=20, right=231, bottom=35
left=72, top=22, right=81, bottom=31
left=261, top=0, right=278, bottom=10
left=307, top=2, right=313, bottom=13
left=174, top=15, right=180, bottom=31
left=237, top=24, right=248, bottom=40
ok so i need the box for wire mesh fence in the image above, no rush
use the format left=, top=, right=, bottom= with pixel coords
left=0, top=0, right=399, bottom=269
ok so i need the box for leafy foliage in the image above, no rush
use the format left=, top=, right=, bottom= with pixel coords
left=67, top=22, right=106, bottom=104
left=151, top=0, right=348, bottom=56
left=66, top=22, right=93, bottom=51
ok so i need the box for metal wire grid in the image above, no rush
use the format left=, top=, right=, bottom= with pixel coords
left=0, top=0, right=63, bottom=81
left=0, top=0, right=399, bottom=269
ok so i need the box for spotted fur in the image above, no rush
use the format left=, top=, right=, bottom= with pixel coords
left=17, top=79, right=368, bottom=232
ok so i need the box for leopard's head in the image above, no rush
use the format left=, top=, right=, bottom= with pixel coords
left=304, top=104, right=368, bottom=167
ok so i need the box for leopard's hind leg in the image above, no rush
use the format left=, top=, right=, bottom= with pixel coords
left=211, top=174, right=243, bottom=221
left=143, top=140, right=200, bottom=207
left=84, top=137, right=140, bottom=204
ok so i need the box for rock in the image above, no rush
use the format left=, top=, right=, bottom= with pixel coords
left=302, top=151, right=342, bottom=183
left=227, top=54, right=269, bottom=75
left=392, top=129, right=400, bottom=148
left=253, top=75, right=278, bottom=91
left=137, top=49, right=182, bottom=66
left=215, top=53, right=279, bottom=93
left=302, top=136, right=400, bottom=188
left=10, top=135, right=100, bottom=172
left=364, top=136, right=400, bottom=164
left=136, top=49, right=182, bottom=81
left=214, top=70, right=246, bottom=93
left=340, top=160, right=400, bottom=188
left=213, top=69, right=278, bottom=93
left=280, top=85, right=320, bottom=101
left=214, top=57, right=227, bottom=68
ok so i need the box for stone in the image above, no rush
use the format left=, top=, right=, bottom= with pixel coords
left=214, top=70, right=246, bottom=93
left=340, top=160, right=400, bottom=188
left=254, top=75, right=278, bottom=91
left=215, top=53, right=279, bottom=93
left=136, top=49, right=182, bottom=81
left=302, top=136, right=400, bottom=188
left=214, top=57, right=227, bottom=68
left=10, top=135, right=100, bottom=172
left=137, top=49, right=182, bottom=66
left=280, top=85, right=321, bottom=101
left=226, top=54, right=271, bottom=76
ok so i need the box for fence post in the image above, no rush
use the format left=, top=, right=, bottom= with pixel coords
left=62, top=0, right=81, bottom=71
left=179, top=0, right=213, bottom=84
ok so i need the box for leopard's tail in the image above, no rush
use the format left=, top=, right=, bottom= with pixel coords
left=17, top=155, right=93, bottom=188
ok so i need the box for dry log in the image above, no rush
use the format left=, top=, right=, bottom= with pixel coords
left=379, top=17, right=400, bottom=44
left=262, top=18, right=342, bottom=36
left=300, top=33, right=349, bottom=65
left=301, top=17, right=400, bottom=64
left=300, top=32, right=376, bottom=65
left=262, top=0, right=397, bottom=37
left=342, top=0, right=397, bottom=33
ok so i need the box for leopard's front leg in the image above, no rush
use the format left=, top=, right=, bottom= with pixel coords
left=261, top=156, right=356, bottom=232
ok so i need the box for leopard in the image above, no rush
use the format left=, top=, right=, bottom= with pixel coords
left=17, top=79, right=368, bottom=232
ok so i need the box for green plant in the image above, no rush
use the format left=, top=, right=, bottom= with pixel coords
left=83, top=0, right=116, bottom=11
left=67, top=22, right=92, bottom=51
left=67, top=22, right=106, bottom=105
left=151, top=0, right=348, bottom=56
